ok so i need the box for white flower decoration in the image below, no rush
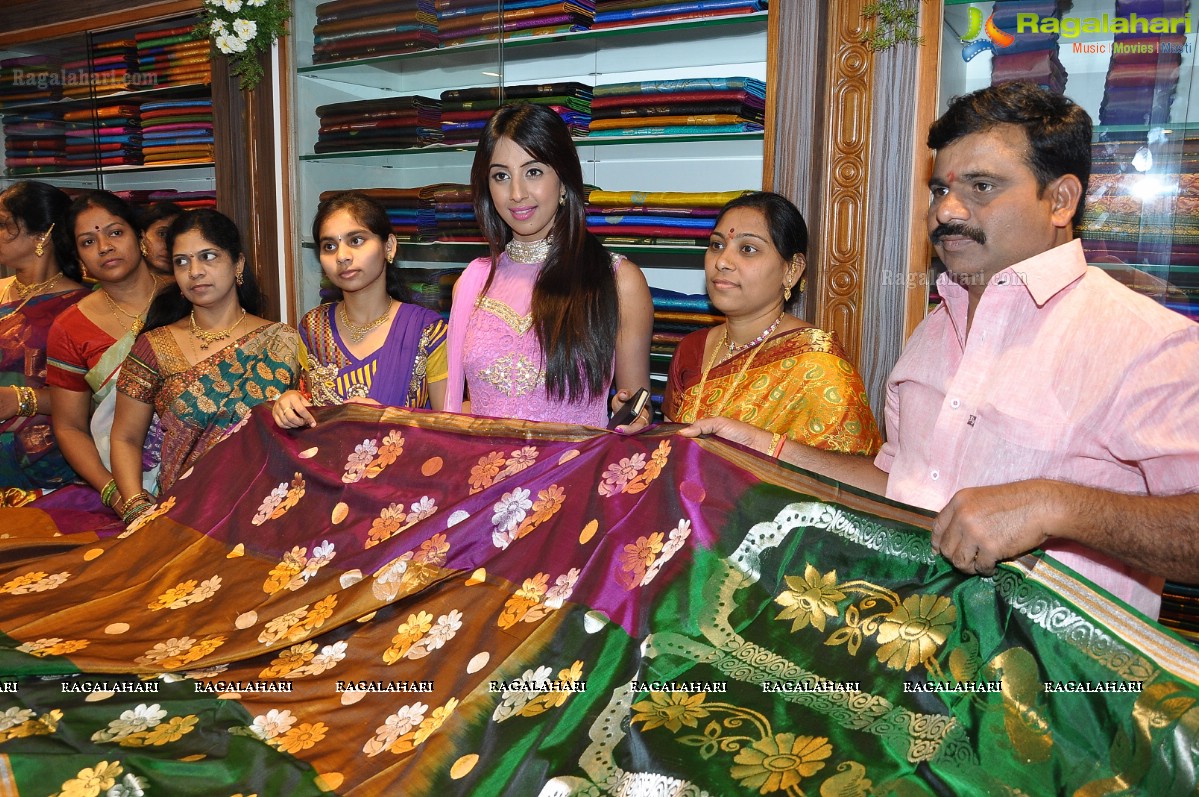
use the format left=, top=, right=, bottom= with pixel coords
left=219, top=0, right=243, bottom=12
left=232, top=18, right=257, bottom=41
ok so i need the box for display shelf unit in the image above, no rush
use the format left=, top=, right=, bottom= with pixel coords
left=288, top=5, right=769, bottom=316
left=0, top=16, right=216, bottom=206
left=938, top=0, right=1199, bottom=321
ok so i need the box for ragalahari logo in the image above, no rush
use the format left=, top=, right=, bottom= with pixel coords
left=961, top=8, right=1015, bottom=61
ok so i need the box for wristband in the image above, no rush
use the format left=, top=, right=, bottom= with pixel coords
left=770, top=432, right=787, bottom=459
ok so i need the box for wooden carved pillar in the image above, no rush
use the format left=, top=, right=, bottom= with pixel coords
left=813, top=1, right=875, bottom=362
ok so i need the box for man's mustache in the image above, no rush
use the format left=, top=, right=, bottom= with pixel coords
left=930, top=223, right=986, bottom=246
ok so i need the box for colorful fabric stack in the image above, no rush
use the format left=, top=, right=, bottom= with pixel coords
left=989, top=1, right=1068, bottom=93
left=320, top=187, right=427, bottom=240
left=1099, top=0, right=1189, bottom=125
left=440, top=83, right=591, bottom=144
left=314, top=95, right=442, bottom=154
left=140, top=97, right=214, bottom=166
left=311, top=0, right=438, bottom=64
left=152, top=189, right=217, bottom=210
left=1079, top=141, right=1199, bottom=320
left=62, top=102, right=142, bottom=168
left=435, top=1, right=595, bottom=46
left=590, top=76, right=765, bottom=137
left=585, top=188, right=750, bottom=245
left=593, top=0, right=766, bottom=29
left=1161, top=581, right=1199, bottom=646
left=136, top=25, right=211, bottom=88
left=60, top=33, right=139, bottom=99
left=420, top=182, right=481, bottom=241
left=2, top=406, right=1197, bottom=794
left=0, top=55, right=62, bottom=109
left=647, top=286, right=721, bottom=406
left=400, top=266, right=461, bottom=315
left=2, top=110, right=67, bottom=174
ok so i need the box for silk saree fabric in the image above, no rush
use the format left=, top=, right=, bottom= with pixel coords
left=665, top=325, right=883, bottom=456
left=0, top=405, right=1196, bottom=795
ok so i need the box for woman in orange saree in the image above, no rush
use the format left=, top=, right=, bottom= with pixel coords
left=664, top=192, right=881, bottom=456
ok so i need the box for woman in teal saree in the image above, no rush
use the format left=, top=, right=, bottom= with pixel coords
left=111, top=209, right=300, bottom=514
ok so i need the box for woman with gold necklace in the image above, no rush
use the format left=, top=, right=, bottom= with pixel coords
left=110, top=209, right=301, bottom=521
left=0, top=181, right=89, bottom=504
left=663, top=192, right=881, bottom=456
left=47, top=190, right=165, bottom=512
left=272, top=191, right=447, bottom=430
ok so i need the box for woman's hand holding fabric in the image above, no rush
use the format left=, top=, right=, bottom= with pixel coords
left=272, top=390, right=316, bottom=429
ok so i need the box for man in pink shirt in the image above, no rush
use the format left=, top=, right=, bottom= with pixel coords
left=684, top=83, right=1199, bottom=619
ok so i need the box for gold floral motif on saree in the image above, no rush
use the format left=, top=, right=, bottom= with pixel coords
left=0, top=709, right=62, bottom=744
left=370, top=532, right=451, bottom=603
left=252, top=472, right=306, bottom=526
left=91, top=705, right=200, bottom=747
left=598, top=440, right=671, bottom=497
left=617, top=518, right=691, bottom=590
left=258, top=638, right=347, bottom=680
left=262, top=540, right=336, bottom=594
left=362, top=696, right=460, bottom=756
left=468, top=445, right=540, bottom=494
left=382, top=607, right=464, bottom=664
left=0, top=570, right=71, bottom=594
left=257, top=595, right=337, bottom=646
left=148, top=575, right=222, bottom=611
left=490, top=483, right=565, bottom=550
left=134, top=634, right=226, bottom=669
left=491, top=660, right=586, bottom=723
left=342, top=429, right=404, bottom=484
left=497, top=567, right=580, bottom=629
left=366, top=496, right=438, bottom=549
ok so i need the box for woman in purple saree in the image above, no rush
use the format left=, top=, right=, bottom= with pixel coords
left=273, top=192, right=447, bottom=429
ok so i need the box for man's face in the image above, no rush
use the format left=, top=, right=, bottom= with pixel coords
left=927, top=125, right=1074, bottom=290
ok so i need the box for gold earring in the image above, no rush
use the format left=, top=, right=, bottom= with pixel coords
left=559, top=194, right=565, bottom=207
left=81, top=263, right=89, bottom=280
left=235, top=269, right=244, bottom=286
left=140, top=240, right=149, bottom=258
left=34, top=222, right=53, bottom=257
left=784, top=283, right=792, bottom=303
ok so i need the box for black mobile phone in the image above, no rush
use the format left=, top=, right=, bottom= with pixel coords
left=607, top=387, right=650, bottom=430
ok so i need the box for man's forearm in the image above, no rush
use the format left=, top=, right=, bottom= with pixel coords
left=1054, top=484, right=1199, bottom=584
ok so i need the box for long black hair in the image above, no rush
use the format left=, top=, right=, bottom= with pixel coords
left=143, top=209, right=262, bottom=333
left=311, top=191, right=413, bottom=303
left=470, top=102, right=617, bottom=402
left=0, top=180, right=80, bottom=280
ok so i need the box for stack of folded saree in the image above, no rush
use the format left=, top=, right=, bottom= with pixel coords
left=1161, top=581, right=1199, bottom=645
left=592, top=0, right=767, bottom=29
left=400, top=266, right=461, bottom=314
left=647, top=286, right=721, bottom=403
left=435, top=0, right=595, bottom=46
left=136, top=25, right=211, bottom=88
left=989, top=1, right=1068, bottom=93
left=590, top=77, right=764, bottom=136
left=61, top=33, right=140, bottom=99
left=1098, top=0, right=1188, bottom=125
left=585, top=187, right=750, bottom=245
left=152, top=189, right=217, bottom=210
left=314, top=95, right=442, bottom=154
left=140, top=97, right=214, bottom=166
left=1, top=405, right=1197, bottom=794
left=419, top=182, right=482, bottom=241
left=0, top=54, right=62, bottom=109
left=312, top=0, right=439, bottom=64
left=440, top=82, right=592, bottom=144
left=61, top=102, right=143, bottom=168
left=3, top=110, right=68, bottom=174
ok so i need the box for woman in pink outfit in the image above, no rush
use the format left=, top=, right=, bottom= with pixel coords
left=444, top=103, right=652, bottom=431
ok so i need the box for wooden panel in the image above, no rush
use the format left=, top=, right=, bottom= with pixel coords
left=905, top=2, right=945, bottom=340
left=0, top=1, right=200, bottom=47
left=814, top=0, right=874, bottom=361
left=212, top=50, right=283, bottom=322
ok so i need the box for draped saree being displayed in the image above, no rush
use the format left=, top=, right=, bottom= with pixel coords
left=0, top=406, right=1195, bottom=795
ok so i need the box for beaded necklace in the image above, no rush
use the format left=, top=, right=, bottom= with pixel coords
left=505, top=236, right=552, bottom=264
left=686, top=313, right=785, bottom=421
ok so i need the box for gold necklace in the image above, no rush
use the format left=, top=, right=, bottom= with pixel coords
left=6, top=272, right=62, bottom=301
left=686, top=319, right=783, bottom=421
left=338, top=300, right=393, bottom=344
left=190, top=308, right=246, bottom=350
left=102, top=278, right=156, bottom=335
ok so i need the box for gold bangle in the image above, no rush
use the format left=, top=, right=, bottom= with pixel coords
left=768, top=432, right=782, bottom=458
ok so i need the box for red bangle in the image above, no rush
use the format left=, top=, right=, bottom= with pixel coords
left=771, top=432, right=787, bottom=459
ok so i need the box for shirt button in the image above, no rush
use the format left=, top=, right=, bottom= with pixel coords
left=950, top=399, right=960, bottom=409
left=930, top=470, right=940, bottom=481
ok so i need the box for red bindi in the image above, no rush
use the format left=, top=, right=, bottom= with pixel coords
left=728, top=227, right=735, bottom=235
